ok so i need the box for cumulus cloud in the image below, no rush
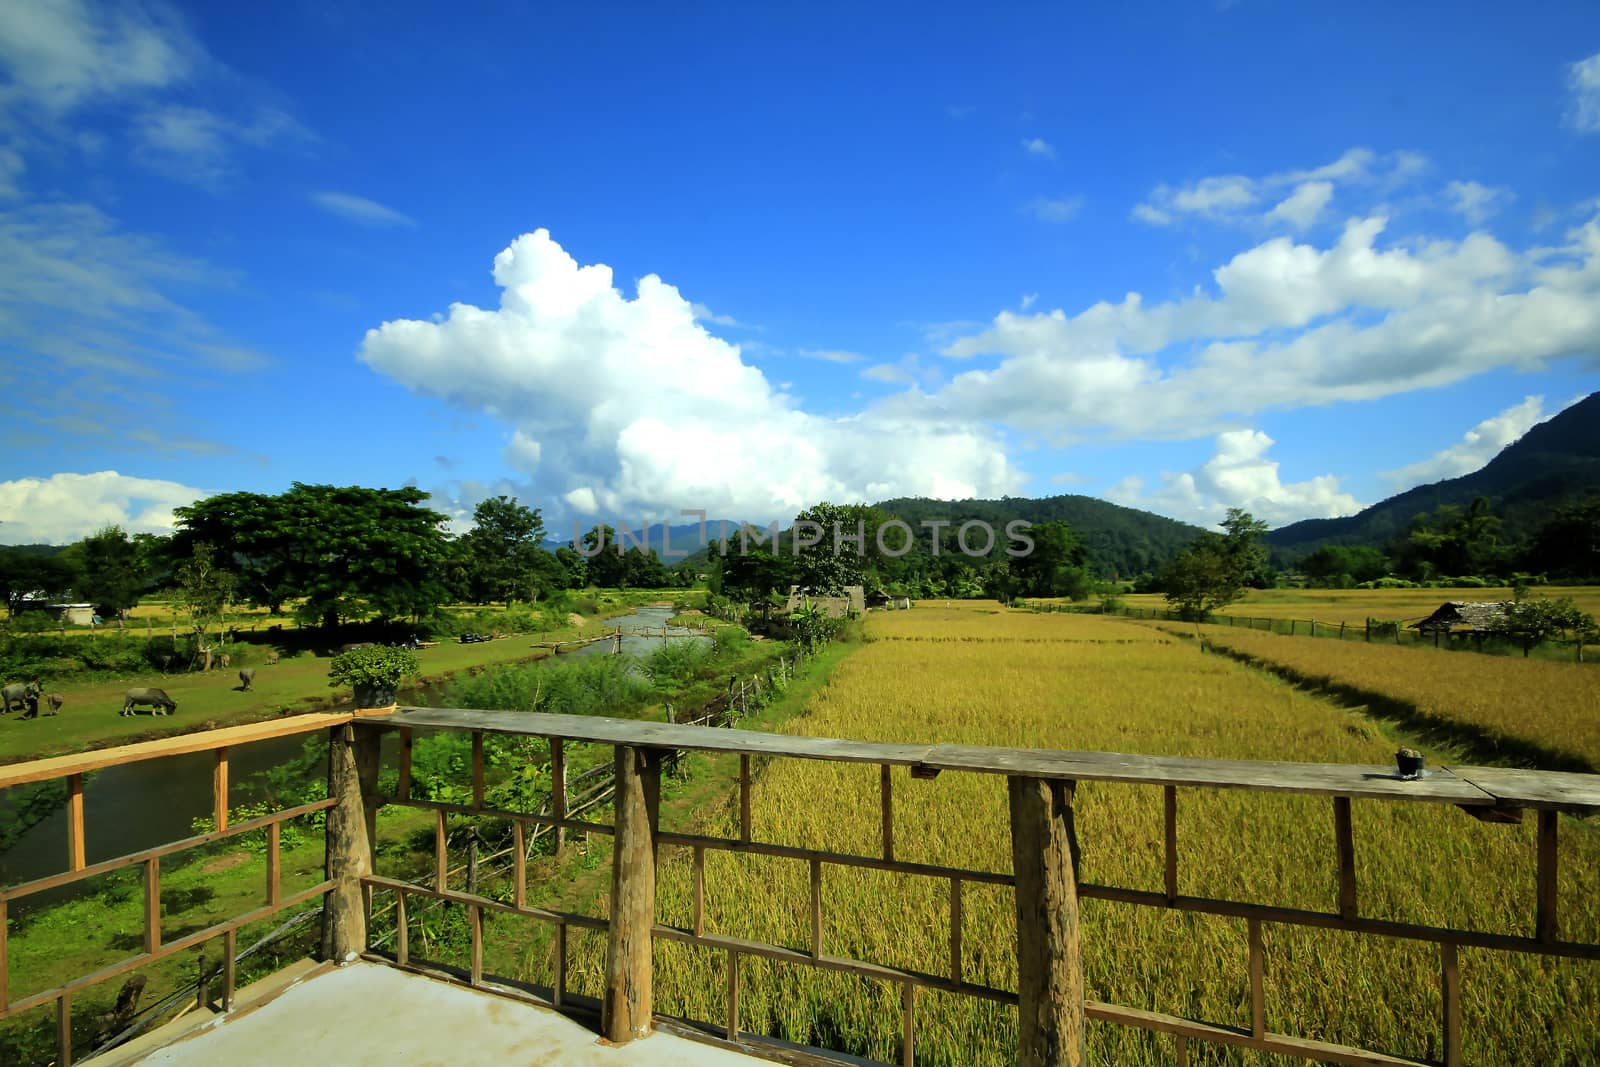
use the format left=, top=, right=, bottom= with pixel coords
left=359, top=230, right=1023, bottom=522
left=0, top=471, right=207, bottom=544
left=310, top=190, right=417, bottom=228
left=1445, top=180, right=1512, bottom=225
left=926, top=211, right=1596, bottom=442
left=1022, top=137, right=1056, bottom=159
left=1380, top=395, right=1547, bottom=490
left=1132, top=148, right=1413, bottom=228
left=1106, top=430, right=1361, bottom=527
left=1569, top=51, right=1600, bottom=133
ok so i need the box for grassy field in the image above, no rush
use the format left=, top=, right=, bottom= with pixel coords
left=1175, top=623, right=1600, bottom=773
left=1117, top=586, right=1600, bottom=625
left=615, top=604, right=1598, bottom=1066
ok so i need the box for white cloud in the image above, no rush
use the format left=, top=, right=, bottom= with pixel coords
left=1569, top=51, right=1600, bottom=133
left=924, top=211, right=1599, bottom=443
left=504, top=429, right=542, bottom=472
left=0, top=0, right=198, bottom=115
left=359, top=230, right=1023, bottom=522
left=1022, top=137, right=1056, bottom=159
left=1020, top=293, right=1038, bottom=310
left=799, top=348, right=863, bottom=364
left=0, top=471, right=207, bottom=544
left=310, top=190, right=417, bottom=228
left=1265, top=181, right=1333, bottom=229
left=1106, top=430, right=1361, bottom=527
left=1025, top=195, right=1084, bottom=223
left=691, top=302, right=742, bottom=327
left=862, top=362, right=913, bottom=384
left=1380, top=395, right=1547, bottom=490
left=1132, top=148, right=1412, bottom=228
left=1445, top=180, right=1512, bottom=225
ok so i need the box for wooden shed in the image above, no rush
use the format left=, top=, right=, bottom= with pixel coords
left=1411, top=601, right=1510, bottom=633
left=784, top=585, right=865, bottom=619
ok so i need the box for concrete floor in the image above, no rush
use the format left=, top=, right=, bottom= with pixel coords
left=123, top=962, right=761, bottom=1067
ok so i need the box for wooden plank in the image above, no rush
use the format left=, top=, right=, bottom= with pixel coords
left=949, top=877, right=963, bottom=989
left=693, top=845, right=706, bottom=937
left=1009, top=775, right=1086, bottom=1067
left=1441, top=942, right=1460, bottom=1067
left=390, top=707, right=936, bottom=766
left=222, top=928, right=236, bottom=1011
left=435, top=810, right=448, bottom=892
left=267, top=822, right=281, bottom=906
left=213, top=747, right=230, bottom=832
left=881, top=764, right=894, bottom=862
left=901, top=982, right=915, bottom=1067
left=928, top=746, right=1496, bottom=805
left=1163, top=785, right=1178, bottom=903
left=551, top=738, right=566, bottom=855
left=469, top=904, right=483, bottom=986
left=1537, top=810, right=1559, bottom=942
left=554, top=922, right=567, bottom=1008
left=396, top=727, right=413, bottom=801
left=58, top=992, right=72, bottom=1067
left=0, top=712, right=352, bottom=788
left=144, top=858, right=160, bottom=953
left=1175, top=1035, right=1188, bottom=1067
left=1452, top=765, right=1600, bottom=813
left=726, top=949, right=740, bottom=1039
left=810, top=857, right=823, bottom=958
left=739, top=755, right=752, bottom=843
left=657, top=829, right=1014, bottom=887
left=67, top=773, right=85, bottom=872
left=603, top=746, right=660, bottom=1043
left=471, top=731, right=485, bottom=808
left=1248, top=918, right=1265, bottom=1038
left=1083, top=1000, right=1425, bottom=1067
left=395, top=891, right=408, bottom=967
left=512, top=821, right=526, bottom=910
left=1334, top=797, right=1357, bottom=921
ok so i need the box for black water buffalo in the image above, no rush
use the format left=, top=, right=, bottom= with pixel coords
left=122, top=688, right=177, bottom=716
left=2, top=681, right=40, bottom=714
left=238, top=668, right=256, bottom=691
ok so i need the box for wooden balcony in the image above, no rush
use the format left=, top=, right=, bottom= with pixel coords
left=2, top=707, right=1597, bottom=1066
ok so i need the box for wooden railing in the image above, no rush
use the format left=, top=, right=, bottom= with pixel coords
left=0, top=714, right=350, bottom=1065
left=3, top=709, right=1599, bottom=1066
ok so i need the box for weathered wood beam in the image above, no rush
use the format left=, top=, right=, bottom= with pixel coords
left=1009, top=775, right=1086, bottom=1067
left=602, top=745, right=662, bottom=1042
left=321, top=723, right=380, bottom=962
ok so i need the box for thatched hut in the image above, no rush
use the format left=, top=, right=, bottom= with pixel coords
left=1411, top=601, right=1510, bottom=633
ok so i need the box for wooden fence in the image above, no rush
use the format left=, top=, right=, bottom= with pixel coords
left=3, top=707, right=1598, bottom=1066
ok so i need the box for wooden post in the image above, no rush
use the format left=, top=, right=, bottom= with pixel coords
left=144, top=858, right=160, bottom=953
left=1441, top=942, right=1461, bottom=1067
left=471, top=731, right=485, bottom=808
left=739, top=754, right=752, bottom=843
left=1163, top=785, right=1178, bottom=904
left=880, top=764, right=895, bottom=861
left=57, top=993, right=72, bottom=1067
left=223, top=928, right=236, bottom=1011
left=602, top=745, right=662, bottom=1043
left=67, top=773, right=85, bottom=872
left=1536, top=810, right=1559, bottom=942
left=551, top=738, right=567, bottom=855
left=1334, top=797, right=1357, bottom=921
left=1008, top=776, right=1086, bottom=1067
left=397, top=727, right=413, bottom=802
left=213, top=748, right=229, bottom=832
left=321, top=723, right=381, bottom=962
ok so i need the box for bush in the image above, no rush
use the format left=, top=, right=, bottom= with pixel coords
left=328, top=645, right=420, bottom=688
left=643, top=639, right=716, bottom=686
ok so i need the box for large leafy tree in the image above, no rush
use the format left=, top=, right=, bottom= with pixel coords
left=0, top=548, right=78, bottom=617
left=1491, top=596, right=1598, bottom=658
left=580, top=524, right=628, bottom=588
left=459, top=496, right=552, bottom=606
left=74, top=525, right=146, bottom=621
left=1526, top=494, right=1600, bottom=581
left=174, top=483, right=453, bottom=629
left=790, top=501, right=879, bottom=595
left=1010, top=520, right=1090, bottom=598
left=176, top=542, right=236, bottom=670
left=1162, top=509, right=1270, bottom=620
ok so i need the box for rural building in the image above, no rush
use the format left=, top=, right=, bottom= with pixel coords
left=1411, top=601, right=1510, bottom=633
left=865, top=591, right=913, bottom=611
left=784, top=584, right=865, bottom=618
left=15, top=600, right=96, bottom=626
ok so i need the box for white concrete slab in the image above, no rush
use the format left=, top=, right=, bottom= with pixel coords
left=127, top=962, right=759, bottom=1067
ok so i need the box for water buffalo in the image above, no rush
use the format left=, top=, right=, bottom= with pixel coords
left=47, top=692, right=63, bottom=714
left=264, top=651, right=280, bottom=665
left=122, top=688, right=177, bottom=717
left=238, top=668, right=256, bottom=691
left=2, top=681, right=40, bottom=714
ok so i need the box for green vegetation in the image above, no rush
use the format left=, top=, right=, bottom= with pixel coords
left=326, top=644, right=421, bottom=689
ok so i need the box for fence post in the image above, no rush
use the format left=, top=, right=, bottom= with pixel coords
left=321, top=722, right=381, bottom=962
left=603, top=745, right=662, bottom=1042
left=1009, top=776, right=1086, bottom=1067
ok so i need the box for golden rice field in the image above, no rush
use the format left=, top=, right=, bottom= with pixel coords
left=592, top=605, right=1598, bottom=1066
left=1118, top=586, right=1600, bottom=625
left=1182, top=625, right=1600, bottom=772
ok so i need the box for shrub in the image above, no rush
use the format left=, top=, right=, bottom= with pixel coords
left=328, top=645, right=420, bottom=689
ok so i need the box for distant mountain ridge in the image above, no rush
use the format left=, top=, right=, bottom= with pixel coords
left=1267, top=392, right=1600, bottom=555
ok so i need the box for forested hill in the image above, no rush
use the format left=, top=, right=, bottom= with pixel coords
left=872, top=495, right=1206, bottom=578
left=1267, top=391, right=1600, bottom=555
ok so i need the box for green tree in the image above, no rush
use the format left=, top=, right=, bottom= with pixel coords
left=580, top=525, right=628, bottom=587
left=74, top=525, right=145, bottom=622
left=790, top=502, right=876, bottom=595
left=1010, top=521, right=1090, bottom=598
left=0, top=548, right=78, bottom=617
left=1525, top=494, right=1600, bottom=581
left=717, top=547, right=791, bottom=618
left=1162, top=509, right=1269, bottom=620
left=1490, top=596, right=1598, bottom=658
left=173, top=483, right=453, bottom=629
left=459, top=496, right=551, bottom=606
left=1301, top=544, right=1388, bottom=587
left=176, top=542, right=235, bottom=670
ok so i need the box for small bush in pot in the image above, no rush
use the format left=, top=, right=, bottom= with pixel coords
left=329, top=645, right=420, bottom=709
left=1395, top=746, right=1424, bottom=780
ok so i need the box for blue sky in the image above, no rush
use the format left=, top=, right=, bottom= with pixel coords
left=2, top=1, right=1599, bottom=544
